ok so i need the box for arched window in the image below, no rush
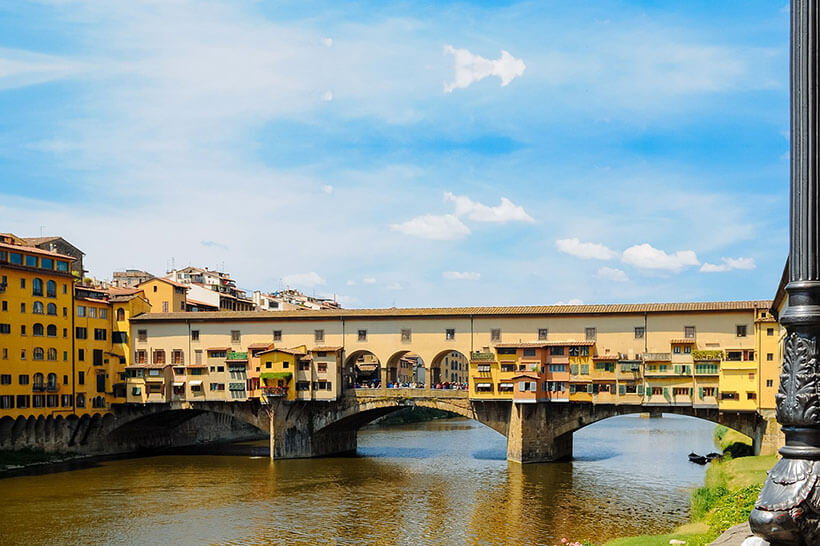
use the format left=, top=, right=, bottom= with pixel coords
left=46, top=303, right=57, bottom=315
left=76, top=393, right=86, bottom=408
left=32, top=278, right=43, bottom=296
left=33, top=301, right=44, bottom=314
left=47, top=348, right=57, bottom=361
left=46, top=280, right=56, bottom=298
left=33, top=373, right=44, bottom=387
left=116, top=308, right=125, bottom=321
left=33, top=323, right=44, bottom=336
left=46, top=324, right=57, bottom=337
left=47, top=373, right=57, bottom=387
left=33, top=347, right=44, bottom=360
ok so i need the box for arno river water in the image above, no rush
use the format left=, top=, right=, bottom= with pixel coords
left=1, top=414, right=718, bottom=545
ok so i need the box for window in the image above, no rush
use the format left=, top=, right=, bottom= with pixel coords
left=10, top=253, right=22, bottom=266
left=46, top=303, right=56, bottom=315
left=20, top=303, right=25, bottom=313
left=47, top=348, right=57, bottom=361
left=548, top=364, right=566, bottom=373
left=172, top=350, right=184, bottom=364
left=766, top=352, right=774, bottom=361
left=1, top=348, right=5, bottom=359
left=0, top=323, right=10, bottom=334
left=191, top=330, right=200, bottom=341
left=580, top=364, right=589, bottom=375
left=401, top=329, right=411, bottom=342
left=77, top=305, right=85, bottom=317
left=32, top=278, right=43, bottom=296
left=684, top=346, right=691, bottom=354
left=299, top=361, right=310, bottom=371
left=445, top=328, right=455, bottom=341
left=273, top=330, right=282, bottom=341
left=87, top=307, right=96, bottom=318
left=75, top=327, right=87, bottom=339
left=63, top=328, right=67, bottom=338
left=116, top=308, right=125, bottom=321
left=580, top=346, right=589, bottom=356
left=112, top=331, right=127, bottom=343
left=767, top=327, right=775, bottom=336
left=767, top=379, right=774, bottom=387
left=747, top=392, right=757, bottom=400
left=91, top=349, right=102, bottom=366
left=673, top=346, right=681, bottom=354
left=33, top=323, right=44, bottom=336
left=99, top=309, right=107, bottom=319
left=18, top=374, right=28, bottom=385
left=78, top=349, right=84, bottom=361
left=33, top=301, right=43, bottom=314
left=0, top=374, right=10, bottom=385
left=1, top=301, right=5, bottom=311
left=538, top=328, right=548, bottom=341
left=33, top=347, right=44, bottom=360
left=94, top=328, right=107, bottom=341
left=137, top=329, right=147, bottom=342
left=585, top=327, right=596, bottom=340
left=550, top=346, right=564, bottom=355
left=63, top=307, right=67, bottom=317
left=25, top=255, right=37, bottom=267
left=16, top=395, right=30, bottom=409
left=231, top=330, right=241, bottom=343
left=569, top=347, right=579, bottom=357
left=161, top=301, right=168, bottom=313
left=684, top=326, right=695, bottom=338
left=727, top=351, right=742, bottom=361
left=357, top=329, right=367, bottom=341
left=736, top=325, right=747, bottom=337
left=490, top=329, right=501, bottom=342
left=154, top=350, right=166, bottom=364
left=76, top=394, right=86, bottom=408
left=46, top=280, right=56, bottom=297
left=673, top=387, right=689, bottom=396
left=317, top=362, right=327, bottom=373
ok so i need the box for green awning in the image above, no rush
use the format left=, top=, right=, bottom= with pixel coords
left=260, top=372, right=292, bottom=381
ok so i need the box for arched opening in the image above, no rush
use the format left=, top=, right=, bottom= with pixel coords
left=116, top=308, right=125, bottom=321
left=344, top=350, right=382, bottom=389
left=385, top=351, right=425, bottom=388
left=430, top=349, right=469, bottom=389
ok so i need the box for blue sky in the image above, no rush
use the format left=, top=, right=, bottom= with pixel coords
left=0, top=1, right=790, bottom=308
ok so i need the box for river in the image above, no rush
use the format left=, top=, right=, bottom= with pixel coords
left=0, top=414, right=717, bottom=545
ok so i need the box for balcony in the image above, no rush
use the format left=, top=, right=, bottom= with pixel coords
left=642, top=353, right=672, bottom=362
left=470, top=352, right=494, bottom=362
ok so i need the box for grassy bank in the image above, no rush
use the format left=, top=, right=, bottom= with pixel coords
left=0, top=448, right=70, bottom=470
left=375, top=406, right=459, bottom=425
left=603, top=453, right=777, bottom=545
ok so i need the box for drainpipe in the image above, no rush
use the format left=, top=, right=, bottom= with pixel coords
left=71, top=283, right=76, bottom=415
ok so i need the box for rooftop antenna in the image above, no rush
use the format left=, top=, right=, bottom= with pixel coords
left=39, top=225, right=46, bottom=237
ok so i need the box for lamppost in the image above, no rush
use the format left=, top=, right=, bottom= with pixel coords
left=750, top=1, right=820, bottom=543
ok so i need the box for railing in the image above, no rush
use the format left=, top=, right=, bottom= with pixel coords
left=349, top=388, right=468, bottom=400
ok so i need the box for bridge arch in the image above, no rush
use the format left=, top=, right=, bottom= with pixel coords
left=429, top=348, right=469, bottom=386
left=344, top=349, right=383, bottom=388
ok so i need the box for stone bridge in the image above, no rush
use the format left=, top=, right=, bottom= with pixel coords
left=0, top=389, right=781, bottom=463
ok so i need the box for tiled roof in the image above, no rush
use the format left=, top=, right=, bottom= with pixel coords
left=311, top=346, right=343, bottom=352
left=137, top=277, right=189, bottom=289
left=670, top=338, right=697, bottom=344
left=494, top=340, right=596, bottom=348
left=131, top=300, right=772, bottom=322
left=0, top=240, right=75, bottom=260
left=592, top=354, right=620, bottom=360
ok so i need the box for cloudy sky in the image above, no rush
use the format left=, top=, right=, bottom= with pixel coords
left=0, top=1, right=789, bottom=308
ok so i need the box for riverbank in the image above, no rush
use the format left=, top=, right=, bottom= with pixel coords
left=372, top=406, right=458, bottom=425
left=603, top=453, right=777, bottom=545
left=0, top=448, right=99, bottom=474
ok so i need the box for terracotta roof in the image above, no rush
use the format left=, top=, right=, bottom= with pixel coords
left=206, top=347, right=230, bottom=351
left=247, top=342, right=274, bottom=349
left=257, top=347, right=304, bottom=356
left=187, top=298, right=219, bottom=309
left=0, top=240, right=75, bottom=260
left=311, top=346, right=343, bottom=352
left=495, top=340, right=596, bottom=348
left=130, top=300, right=772, bottom=322
left=137, top=277, right=189, bottom=289
left=593, top=354, right=620, bottom=360
left=670, top=338, right=697, bottom=344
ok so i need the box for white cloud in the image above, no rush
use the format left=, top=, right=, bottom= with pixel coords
left=362, top=277, right=377, bottom=284
left=282, top=271, right=326, bottom=287
left=553, top=298, right=584, bottom=305
left=322, top=184, right=334, bottom=194
left=700, top=257, right=756, bottom=273
left=321, top=90, right=333, bottom=102
left=444, top=45, right=526, bottom=93
left=0, top=48, right=87, bottom=91
left=444, top=192, right=534, bottom=223
left=390, top=214, right=470, bottom=240
left=555, top=238, right=618, bottom=260
left=621, top=243, right=699, bottom=272
left=597, top=267, right=629, bottom=282
left=443, top=271, right=481, bottom=281
left=321, top=37, right=333, bottom=47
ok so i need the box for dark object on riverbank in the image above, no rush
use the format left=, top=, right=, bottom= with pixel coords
left=705, top=452, right=722, bottom=461
left=688, top=452, right=708, bottom=465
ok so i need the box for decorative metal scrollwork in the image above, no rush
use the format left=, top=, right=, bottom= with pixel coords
left=777, top=333, right=820, bottom=426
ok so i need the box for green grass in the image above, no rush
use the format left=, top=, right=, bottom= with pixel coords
left=604, top=450, right=777, bottom=546
left=0, top=448, right=66, bottom=468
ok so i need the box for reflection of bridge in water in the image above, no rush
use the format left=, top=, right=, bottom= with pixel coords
left=4, top=387, right=777, bottom=463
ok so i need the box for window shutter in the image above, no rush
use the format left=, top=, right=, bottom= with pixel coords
left=689, top=387, right=693, bottom=396
left=619, top=384, right=625, bottom=395
left=663, top=387, right=669, bottom=397
left=674, top=365, right=681, bottom=375
left=570, top=364, right=578, bottom=375
left=699, top=387, right=704, bottom=399
left=587, top=384, right=593, bottom=393
left=637, top=385, right=644, bottom=395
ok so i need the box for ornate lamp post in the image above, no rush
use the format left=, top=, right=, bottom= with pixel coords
left=750, top=1, right=820, bottom=543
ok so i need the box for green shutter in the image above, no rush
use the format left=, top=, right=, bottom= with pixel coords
left=581, top=364, right=589, bottom=375
left=699, top=387, right=704, bottom=399
left=663, top=387, right=669, bottom=397
left=570, top=364, right=578, bottom=375
left=637, top=385, right=644, bottom=395
left=674, top=365, right=681, bottom=375
left=689, top=387, right=693, bottom=396
left=619, top=384, right=626, bottom=395
left=587, top=384, right=593, bottom=393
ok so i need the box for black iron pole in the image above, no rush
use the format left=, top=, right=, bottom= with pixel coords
left=751, top=1, right=820, bottom=544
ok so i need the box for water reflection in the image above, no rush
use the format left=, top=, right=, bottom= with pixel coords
left=0, top=414, right=716, bottom=545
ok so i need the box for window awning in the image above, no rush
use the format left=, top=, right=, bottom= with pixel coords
left=189, top=380, right=203, bottom=386
left=173, top=381, right=185, bottom=387
left=476, top=383, right=492, bottom=388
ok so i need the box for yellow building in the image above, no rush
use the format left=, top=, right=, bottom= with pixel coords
left=0, top=241, right=76, bottom=418
left=755, top=307, right=781, bottom=410
left=137, top=277, right=187, bottom=314
left=258, top=348, right=299, bottom=400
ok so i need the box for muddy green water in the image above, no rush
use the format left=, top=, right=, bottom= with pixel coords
left=0, top=414, right=717, bottom=545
